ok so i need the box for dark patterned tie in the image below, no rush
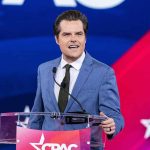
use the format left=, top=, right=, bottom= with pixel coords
left=58, top=64, right=71, bottom=112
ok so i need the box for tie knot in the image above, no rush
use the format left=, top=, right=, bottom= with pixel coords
left=64, top=64, right=72, bottom=71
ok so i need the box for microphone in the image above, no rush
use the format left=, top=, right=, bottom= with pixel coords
left=52, top=67, right=87, bottom=114
left=52, top=67, right=107, bottom=125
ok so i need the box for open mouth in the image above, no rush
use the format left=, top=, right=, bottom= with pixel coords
left=68, top=45, right=79, bottom=49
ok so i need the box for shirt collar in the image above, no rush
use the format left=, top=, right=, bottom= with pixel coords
left=60, top=52, right=85, bottom=70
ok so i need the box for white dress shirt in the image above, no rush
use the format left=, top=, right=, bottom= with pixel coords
left=54, top=52, right=85, bottom=102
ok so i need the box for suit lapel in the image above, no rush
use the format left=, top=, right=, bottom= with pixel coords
left=65, top=53, right=93, bottom=112
left=47, top=58, right=61, bottom=112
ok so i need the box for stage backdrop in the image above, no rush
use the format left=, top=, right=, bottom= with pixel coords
left=0, top=0, right=150, bottom=150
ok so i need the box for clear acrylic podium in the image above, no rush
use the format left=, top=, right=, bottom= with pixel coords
left=0, top=112, right=107, bottom=149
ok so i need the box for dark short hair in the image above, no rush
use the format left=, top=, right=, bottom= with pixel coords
left=53, top=10, right=88, bottom=37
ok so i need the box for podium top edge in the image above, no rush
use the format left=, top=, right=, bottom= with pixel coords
left=0, top=112, right=107, bottom=120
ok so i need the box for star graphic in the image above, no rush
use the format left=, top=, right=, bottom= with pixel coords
left=30, top=133, right=45, bottom=150
left=140, top=119, right=150, bottom=139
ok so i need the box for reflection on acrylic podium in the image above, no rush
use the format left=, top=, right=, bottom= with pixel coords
left=0, top=112, right=107, bottom=150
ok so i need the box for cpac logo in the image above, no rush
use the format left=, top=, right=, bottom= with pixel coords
left=2, top=0, right=125, bottom=9
left=30, top=133, right=78, bottom=150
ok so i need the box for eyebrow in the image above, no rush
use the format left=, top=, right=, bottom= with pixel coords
left=61, top=31, right=84, bottom=35
left=76, top=31, right=84, bottom=34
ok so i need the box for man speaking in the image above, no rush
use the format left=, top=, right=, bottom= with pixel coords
left=28, top=10, right=124, bottom=150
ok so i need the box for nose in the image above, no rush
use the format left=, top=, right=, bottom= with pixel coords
left=70, top=34, right=77, bottom=42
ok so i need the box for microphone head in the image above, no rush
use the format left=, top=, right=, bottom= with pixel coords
left=52, top=67, right=57, bottom=73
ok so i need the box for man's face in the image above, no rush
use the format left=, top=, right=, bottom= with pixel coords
left=55, top=20, right=86, bottom=63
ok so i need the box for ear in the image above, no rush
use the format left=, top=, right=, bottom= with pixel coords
left=84, top=35, right=87, bottom=44
left=55, top=36, right=59, bottom=45
left=84, top=38, right=87, bottom=44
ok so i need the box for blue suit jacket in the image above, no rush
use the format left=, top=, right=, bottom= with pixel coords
left=28, top=52, right=124, bottom=149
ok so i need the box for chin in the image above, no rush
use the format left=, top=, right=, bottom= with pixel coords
left=65, top=55, right=80, bottom=62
